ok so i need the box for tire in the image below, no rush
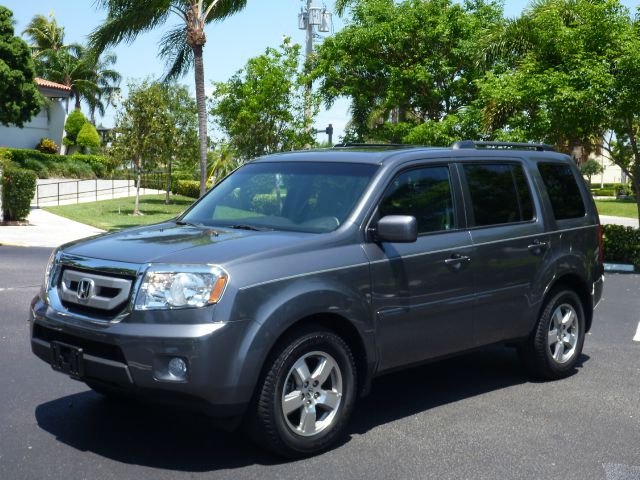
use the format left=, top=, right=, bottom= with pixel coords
left=518, top=289, right=586, bottom=380
left=246, top=327, right=357, bottom=458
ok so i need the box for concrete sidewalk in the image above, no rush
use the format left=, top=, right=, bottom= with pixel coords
left=0, top=209, right=104, bottom=248
left=600, top=215, right=639, bottom=228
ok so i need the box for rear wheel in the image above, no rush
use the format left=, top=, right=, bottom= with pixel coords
left=519, top=289, right=585, bottom=379
left=247, top=327, right=357, bottom=458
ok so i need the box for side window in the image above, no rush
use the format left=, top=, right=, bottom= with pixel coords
left=538, top=163, right=586, bottom=220
left=379, top=166, right=456, bottom=234
left=463, top=163, right=535, bottom=227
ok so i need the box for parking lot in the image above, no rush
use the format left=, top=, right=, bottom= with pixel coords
left=0, top=246, right=638, bottom=480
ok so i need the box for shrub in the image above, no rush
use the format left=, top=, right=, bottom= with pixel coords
left=3, top=148, right=110, bottom=178
left=175, top=180, right=200, bottom=198
left=591, top=188, right=615, bottom=197
left=2, top=167, right=37, bottom=221
left=47, top=160, right=95, bottom=179
left=63, top=110, right=87, bottom=146
left=36, top=138, right=59, bottom=154
left=602, top=224, right=640, bottom=268
left=252, top=193, right=282, bottom=215
left=76, top=123, right=101, bottom=152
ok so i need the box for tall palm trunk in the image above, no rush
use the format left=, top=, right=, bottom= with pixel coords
left=192, top=44, right=208, bottom=198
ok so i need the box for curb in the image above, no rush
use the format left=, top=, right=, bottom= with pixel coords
left=604, top=263, right=637, bottom=273
left=0, top=242, right=31, bottom=247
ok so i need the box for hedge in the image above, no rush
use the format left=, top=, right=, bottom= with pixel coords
left=174, top=180, right=201, bottom=198
left=602, top=224, right=640, bottom=268
left=3, top=148, right=110, bottom=178
left=2, top=167, right=37, bottom=221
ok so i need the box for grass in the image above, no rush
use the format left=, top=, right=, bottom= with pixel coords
left=595, top=199, right=638, bottom=219
left=44, top=194, right=196, bottom=231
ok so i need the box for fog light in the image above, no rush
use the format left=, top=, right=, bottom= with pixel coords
left=168, top=357, right=188, bottom=379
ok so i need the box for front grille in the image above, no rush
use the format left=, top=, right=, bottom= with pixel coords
left=33, top=323, right=127, bottom=364
left=58, top=268, right=134, bottom=317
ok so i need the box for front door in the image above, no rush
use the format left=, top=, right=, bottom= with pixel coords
left=363, top=164, right=476, bottom=372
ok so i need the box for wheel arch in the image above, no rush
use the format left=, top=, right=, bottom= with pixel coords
left=542, top=273, right=593, bottom=332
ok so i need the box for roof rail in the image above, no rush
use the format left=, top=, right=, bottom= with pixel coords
left=333, top=143, right=410, bottom=148
left=451, top=140, right=554, bottom=152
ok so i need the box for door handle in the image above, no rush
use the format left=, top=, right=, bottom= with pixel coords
left=444, top=254, right=471, bottom=266
left=527, top=239, right=548, bottom=254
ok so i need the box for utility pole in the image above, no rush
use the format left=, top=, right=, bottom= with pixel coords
left=304, top=0, right=313, bottom=133
left=298, top=2, right=333, bottom=136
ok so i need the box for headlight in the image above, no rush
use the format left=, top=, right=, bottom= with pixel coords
left=42, top=248, right=59, bottom=296
left=134, top=265, right=228, bottom=310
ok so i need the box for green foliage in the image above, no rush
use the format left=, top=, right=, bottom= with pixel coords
left=0, top=6, right=42, bottom=127
left=1, top=167, right=37, bottom=221
left=36, top=137, right=59, bottom=154
left=64, top=110, right=88, bottom=146
left=109, top=80, right=199, bottom=175
left=3, top=148, right=109, bottom=178
left=210, top=40, right=314, bottom=160
left=602, top=225, right=640, bottom=268
left=580, top=159, right=605, bottom=183
left=76, top=122, right=101, bottom=152
left=311, top=0, right=500, bottom=142
left=174, top=180, right=201, bottom=199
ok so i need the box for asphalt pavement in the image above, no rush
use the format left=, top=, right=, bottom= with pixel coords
left=0, top=246, right=639, bottom=480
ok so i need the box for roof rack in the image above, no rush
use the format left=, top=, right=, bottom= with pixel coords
left=333, top=143, right=410, bottom=148
left=451, top=140, right=554, bottom=152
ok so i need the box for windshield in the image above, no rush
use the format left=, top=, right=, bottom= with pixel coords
left=181, top=161, right=379, bottom=233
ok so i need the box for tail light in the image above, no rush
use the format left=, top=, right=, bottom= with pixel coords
left=597, top=223, right=604, bottom=264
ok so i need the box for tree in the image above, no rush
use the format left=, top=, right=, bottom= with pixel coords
left=90, top=0, right=249, bottom=198
left=210, top=40, right=314, bottom=163
left=0, top=6, right=41, bottom=127
left=475, top=0, right=627, bottom=161
left=109, top=80, right=198, bottom=214
left=580, top=159, right=604, bottom=185
left=76, top=123, right=101, bottom=153
left=311, top=0, right=501, bottom=143
left=22, top=12, right=66, bottom=62
left=63, top=109, right=88, bottom=152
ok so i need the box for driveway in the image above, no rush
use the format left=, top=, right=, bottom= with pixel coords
left=0, top=246, right=638, bottom=480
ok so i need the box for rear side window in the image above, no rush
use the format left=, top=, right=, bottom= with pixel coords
left=379, top=166, right=456, bottom=234
left=463, top=164, right=535, bottom=227
left=538, top=163, right=586, bottom=220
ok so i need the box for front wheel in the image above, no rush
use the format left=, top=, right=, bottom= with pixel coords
left=519, top=289, right=586, bottom=380
left=247, top=328, right=357, bottom=458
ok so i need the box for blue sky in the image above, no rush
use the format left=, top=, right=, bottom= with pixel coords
left=5, top=0, right=640, bottom=142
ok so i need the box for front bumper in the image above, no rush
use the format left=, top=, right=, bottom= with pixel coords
left=29, top=296, right=253, bottom=417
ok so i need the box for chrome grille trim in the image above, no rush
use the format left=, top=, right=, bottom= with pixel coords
left=60, top=269, right=132, bottom=311
left=47, top=253, right=145, bottom=325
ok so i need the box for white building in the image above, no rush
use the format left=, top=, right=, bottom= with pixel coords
left=0, top=78, right=71, bottom=152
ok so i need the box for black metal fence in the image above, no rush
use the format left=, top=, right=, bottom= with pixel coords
left=32, top=172, right=171, bottom=207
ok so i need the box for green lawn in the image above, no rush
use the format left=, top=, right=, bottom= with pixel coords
left=595, top=199, right=638, bottom=219
left=45, top=194, right=196, bottom=231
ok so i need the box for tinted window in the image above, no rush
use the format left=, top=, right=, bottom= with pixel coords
left=183, top=162, right=378, bottom=233
left=538, top=163, right=586, bottom=220
left=464, top=164, right=535, bottom=227
left=379, top=166, right=456, bottom=234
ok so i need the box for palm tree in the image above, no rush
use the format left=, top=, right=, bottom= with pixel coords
left=22, top=13, right=66, bottom=58
left=42, top=44, right=120, bottom=114
left=90, top=0, right=249, bottom=198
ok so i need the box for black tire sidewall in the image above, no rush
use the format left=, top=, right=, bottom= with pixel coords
left=266, top=330, right=356, bottom=456
left=537, top=290, right=586, bottom=375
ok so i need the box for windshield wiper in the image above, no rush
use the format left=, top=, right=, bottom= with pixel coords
left=175, top=220, right=204, bottom=228
left=227, top=224, right=273, bottom=231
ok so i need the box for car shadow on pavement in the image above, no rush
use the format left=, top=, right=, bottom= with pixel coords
left=34, top=346, right=589, bottom=471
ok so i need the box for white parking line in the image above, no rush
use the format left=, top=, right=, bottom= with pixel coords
left=634, top=321, right=640, bottom=342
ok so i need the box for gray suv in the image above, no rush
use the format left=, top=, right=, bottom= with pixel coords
left=30, top=141, right=604, bottom=457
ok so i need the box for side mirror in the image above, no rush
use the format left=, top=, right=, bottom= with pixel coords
left=375, top=215, right=418, bottom=243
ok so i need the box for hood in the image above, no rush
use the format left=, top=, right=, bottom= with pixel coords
left=62, top=222, right=316, bottom=265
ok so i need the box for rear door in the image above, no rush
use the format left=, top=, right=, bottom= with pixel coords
left=457, top=160, right=549, bottom=344
left=363, top=162, right=476, bottom=371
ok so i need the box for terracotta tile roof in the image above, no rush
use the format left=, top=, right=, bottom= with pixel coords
left=35, top=77, right=72, bottom=92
